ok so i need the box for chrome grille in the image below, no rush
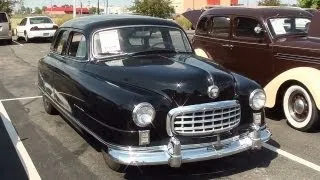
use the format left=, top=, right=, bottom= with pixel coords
left=168, top=100, right=241, bottom=136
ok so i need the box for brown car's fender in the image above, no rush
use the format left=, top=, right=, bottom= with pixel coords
left=264, top=67, right=320, bottom=110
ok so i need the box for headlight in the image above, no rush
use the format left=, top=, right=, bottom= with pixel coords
left=249, top=89, right=266, bottom=110
left=132, top=102, right=156, bottom=127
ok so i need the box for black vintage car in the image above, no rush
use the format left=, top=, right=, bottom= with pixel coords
left=38, top=15, right=271, bottom=171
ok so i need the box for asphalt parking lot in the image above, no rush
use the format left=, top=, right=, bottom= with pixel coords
left=0, top=38, right=320, bottom=180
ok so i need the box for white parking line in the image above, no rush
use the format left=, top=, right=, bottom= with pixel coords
left=0, top=96, right=42, bottom=102
left=12, top=40, right=24, bottom=46
left=0, top=101, right=41, bottom=180
left=263, top=143, right=320, bottom=172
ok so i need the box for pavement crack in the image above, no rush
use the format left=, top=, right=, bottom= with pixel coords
left=9, top=46, right=37, bottom=68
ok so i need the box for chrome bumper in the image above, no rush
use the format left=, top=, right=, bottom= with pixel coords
left=107, top=127, right=271, bottom=167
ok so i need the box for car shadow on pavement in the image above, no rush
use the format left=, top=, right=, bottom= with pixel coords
left=0, top=111, right=29, bottom=179
left=16, top=38, right=52, bottom=44
left=59, top=110, right=280, bottom=179
left=57, top=108, right=280, bottom=179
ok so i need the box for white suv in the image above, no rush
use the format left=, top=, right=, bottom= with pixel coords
left=0, top=12, right=12, bottom=44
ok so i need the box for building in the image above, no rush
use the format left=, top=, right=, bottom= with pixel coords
left=172, top=0, right=239, bottom=14
left=44, top=6, right=89, bottom=15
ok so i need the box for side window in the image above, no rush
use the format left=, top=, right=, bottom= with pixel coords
left=196, top=16, right=211, bottom=35
left=149, top=31, right=164, bottom=48
left=169, top=30, right=191, bottom=52
left=53, top=30, right=69, bottom=54
left=210, top=16, right=230, bottom=38
left=67, top=32, right=87, bottom=59
left=20, top=18, right=27, bottom=26
left=234, top=17, right=264, bottom=39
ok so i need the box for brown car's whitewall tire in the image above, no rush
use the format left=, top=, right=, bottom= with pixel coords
left=194, top=48, right=209, bottom=59
left=283, top=85, right=319, bottom=131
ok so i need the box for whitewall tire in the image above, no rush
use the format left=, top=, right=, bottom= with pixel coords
left=283, top=85, right=319, bottom=131
left=194, top=48, right=209, bottom=59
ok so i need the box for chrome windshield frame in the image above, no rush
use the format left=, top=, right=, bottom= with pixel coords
left=90, top=25, right=193, bottom=60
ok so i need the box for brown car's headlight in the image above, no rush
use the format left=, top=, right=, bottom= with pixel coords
left=249, top=89, right=266, bottom=110
left=132, top=102, right=156, bottom=127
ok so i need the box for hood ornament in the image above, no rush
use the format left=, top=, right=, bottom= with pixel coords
left=208, top=85, right=219, bottom=99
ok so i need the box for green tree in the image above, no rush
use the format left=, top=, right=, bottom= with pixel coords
left=0, top=1, right=13, bottom=15
left=298, top=0, right=320, bottom=8
left=131, top=0, right=175, bottom=18
left=34, top=7, right=42, bottom=14
left=89, top=7, right=103, bottom=14
left=258, top=0, right=281, bottom=6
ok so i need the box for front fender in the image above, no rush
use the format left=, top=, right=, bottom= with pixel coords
left=264, top=67, right=320, bottom=110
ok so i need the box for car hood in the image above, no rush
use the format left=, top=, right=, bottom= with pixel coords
left=85, top=54, right=237, bottom=106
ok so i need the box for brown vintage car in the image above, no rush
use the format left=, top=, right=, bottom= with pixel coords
left=189, top=7, right=320, bottom=131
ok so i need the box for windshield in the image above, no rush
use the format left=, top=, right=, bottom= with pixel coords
left=268, top=17, right=311, bottom=36
left=93, top=26, right=192, bottom=58
left=30, top=17, right=53, bottom=24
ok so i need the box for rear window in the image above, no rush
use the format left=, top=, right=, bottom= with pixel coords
left=0, top=13, right=8, bottom=23
left=30, top=17, right=53, bottom=24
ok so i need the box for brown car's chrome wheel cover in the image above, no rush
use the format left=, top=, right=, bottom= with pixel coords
left=288, top=90, right=309, bottom=122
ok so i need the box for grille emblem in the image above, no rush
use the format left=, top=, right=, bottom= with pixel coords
left=208, top=85, right=219, bottom=99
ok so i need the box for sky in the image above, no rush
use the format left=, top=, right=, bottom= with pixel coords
left=23, top=0, right=298, bottom=8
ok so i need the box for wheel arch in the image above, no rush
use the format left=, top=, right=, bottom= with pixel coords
left=264, top=67, right=320, bottom=111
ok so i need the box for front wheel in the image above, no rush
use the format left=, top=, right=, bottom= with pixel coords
left=101, top=148, right=125, bottom=172
left=43, top=96, right=58, bottom=115
left=283, top=85, right=319, bottom=131
left=24, top=32, right=29, bottom=43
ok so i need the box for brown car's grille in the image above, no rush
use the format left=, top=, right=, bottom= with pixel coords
left=168, top=100, right=241, bottom=136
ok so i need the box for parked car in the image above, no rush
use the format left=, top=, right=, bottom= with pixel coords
left=0, top=12, right=12, bottom=44
left=16, top=16, right=58, bottom=42
left=189, top=7, right=320, bottom=131
left=38, top=15, right=271, bottom=171
left=303, top=8, right=318, bottom=15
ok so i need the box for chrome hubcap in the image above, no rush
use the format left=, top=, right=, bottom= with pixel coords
left=293, top=98, right=306, bottom=114
left=288, top=91, right=309, bottom=122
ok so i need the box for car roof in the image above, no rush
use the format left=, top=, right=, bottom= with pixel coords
left=60, top=14, right=182, bottom=32
left=27, top=16, right=51, bottom=19
left=203, top=7, right=312, bottom=19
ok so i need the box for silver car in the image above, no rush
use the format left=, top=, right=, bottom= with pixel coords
left=0, top=12, right=12, bottom=44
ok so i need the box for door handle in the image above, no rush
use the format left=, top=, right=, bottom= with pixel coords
left=222, top=44, right=234, bottom=49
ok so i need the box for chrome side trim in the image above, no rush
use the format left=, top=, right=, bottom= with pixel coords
left=90, top=25, right=192, bottom=60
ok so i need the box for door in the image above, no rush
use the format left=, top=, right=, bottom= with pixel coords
left=193, top=15, right=232, bottom=66
left=16, top=18, right=27, bottom=37
left=54, top=31, right=88, bottom=116
left=229, top=16, right=273, bottom=86
left=45, top=29, right=70, bottom=107
left=0, top=13, right=9, bottom=37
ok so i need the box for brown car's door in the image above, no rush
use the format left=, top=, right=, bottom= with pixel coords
left=192, top=15, right=232, bottom=65
left=229, top=16, right=274, bottom=86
